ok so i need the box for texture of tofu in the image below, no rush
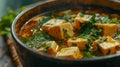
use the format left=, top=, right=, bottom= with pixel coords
left=48, top=25, right=64, bottom=39
left=46, top=41, right=59, bottom=55
left=67, top=38, right=87, bottom=49
left=61, top=23, right=74, bottom=37
left=75, top=13, right=92, bottom=23
left=42, top=19, right=74, bottom=39
left=74, top=13, right=92, bottom=30
left=96, top=24, right=117, bottom=36
left=99, top=37, right=120, bottom=55
left=91, top=37, right=106, bottom=51
left=37, top=41, right=59, bottom=55
left=42, top=19, right=66, bottom=32
left=56, top=47, right=83, bottom=59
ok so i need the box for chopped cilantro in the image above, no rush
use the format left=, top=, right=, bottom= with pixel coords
left=39, top=15, right=52, bottom=27
left=83, top=51, right=95, bottom=58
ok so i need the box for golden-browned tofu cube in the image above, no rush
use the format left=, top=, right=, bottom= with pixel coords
left=42, top=19, right=74, bottom=39
left=75, top=13, right=92, bottom=23
left=74, top=13, right=92, bottom=30
left=99, top=37, right=120, bottom=55
left=67, top=38, right=87, bottom=49
left=96, top=24, right=117, bottom=36
left=48, top=25, right=64, bottom=39
left=61, top=23, right=74, bottom=37
left=91, top=37, right=106, bottom=51
left=46, top=41, right=59, bottom=55
left=37, top=41, right=59, bottom=55
left=47, top=41, right=59, bottom=55
left=56, top=47, right=83, bottom=59
left=42, top=19, right=66, bottom=32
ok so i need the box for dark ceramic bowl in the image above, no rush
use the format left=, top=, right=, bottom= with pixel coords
left=11, top=0, right=120, bottom=67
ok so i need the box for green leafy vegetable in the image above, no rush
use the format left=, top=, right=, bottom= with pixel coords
left=22, top=30, right=51, bottom=49
left=101, top=16, right=109, bottom=24
left=111, top=18, right=120, bottom=23
left=0, top=7, right=26, bottom=35
left=83, top=51, right=95, bottom=58
left=78, top=14, right=103, bottom=49
left=89, top=14, right=98, bottom=23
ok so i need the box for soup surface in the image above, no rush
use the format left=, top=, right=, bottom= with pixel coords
left=19, top=9, right=120, bottom=59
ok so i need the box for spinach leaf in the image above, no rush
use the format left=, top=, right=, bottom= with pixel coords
left=89, top=14, right=96, bottom=23
left=101, top=16, right=109, bottom=24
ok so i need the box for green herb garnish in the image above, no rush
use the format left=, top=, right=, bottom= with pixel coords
left=0, top=7, right=26, bottom=35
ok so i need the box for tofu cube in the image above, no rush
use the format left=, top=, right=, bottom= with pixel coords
left=96, top=24, right=117, bottom=36
left=75, top=13, right=92, bottom=23
left=42, top=19, right=65, bottom=32
left=48, top=25, right=64, bottom=39
left=42, top=19, right=74, bottom=39
left=74, top=13, right=92, bottom=30
left=61, top=23, right=74, bottom=37
left=56, top=47, right=83, bottom=59
left=91, top=37, right=106, bottom=51
left=46, top=41, right=59, bottom=55
left=99, top=37, right=120, bottom=55
left=67, top=38, right=87, bottom=49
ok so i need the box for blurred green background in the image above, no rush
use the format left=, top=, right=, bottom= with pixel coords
left=0, top=0, right=45, bottom=17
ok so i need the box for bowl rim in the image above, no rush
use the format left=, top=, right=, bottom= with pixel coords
left=11, top=0, right=120, bottom=62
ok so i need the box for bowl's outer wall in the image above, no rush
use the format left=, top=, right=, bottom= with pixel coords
left=12, top=0, right=120, bottom=67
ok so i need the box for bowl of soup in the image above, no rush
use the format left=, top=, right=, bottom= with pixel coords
left=11, top=0, right=120, bottom=67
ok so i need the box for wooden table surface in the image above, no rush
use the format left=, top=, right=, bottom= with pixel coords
left=0, top=36, right=14, bottom=67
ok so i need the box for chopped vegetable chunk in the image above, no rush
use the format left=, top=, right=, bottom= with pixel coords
left=42, top=19, right=66, bottom=32
left=96, top=24, right=117, bottom=36
left=56, top=47, right=83, bottom=59
left=74, top=13, right=92, bottom=30
left=42, top=19, right=74, bottom=39
left=99, top=37, right=120, bottom=55
left=67, top=38, right=87, bottom=49
left=47, top=41, right=59, bottom=55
